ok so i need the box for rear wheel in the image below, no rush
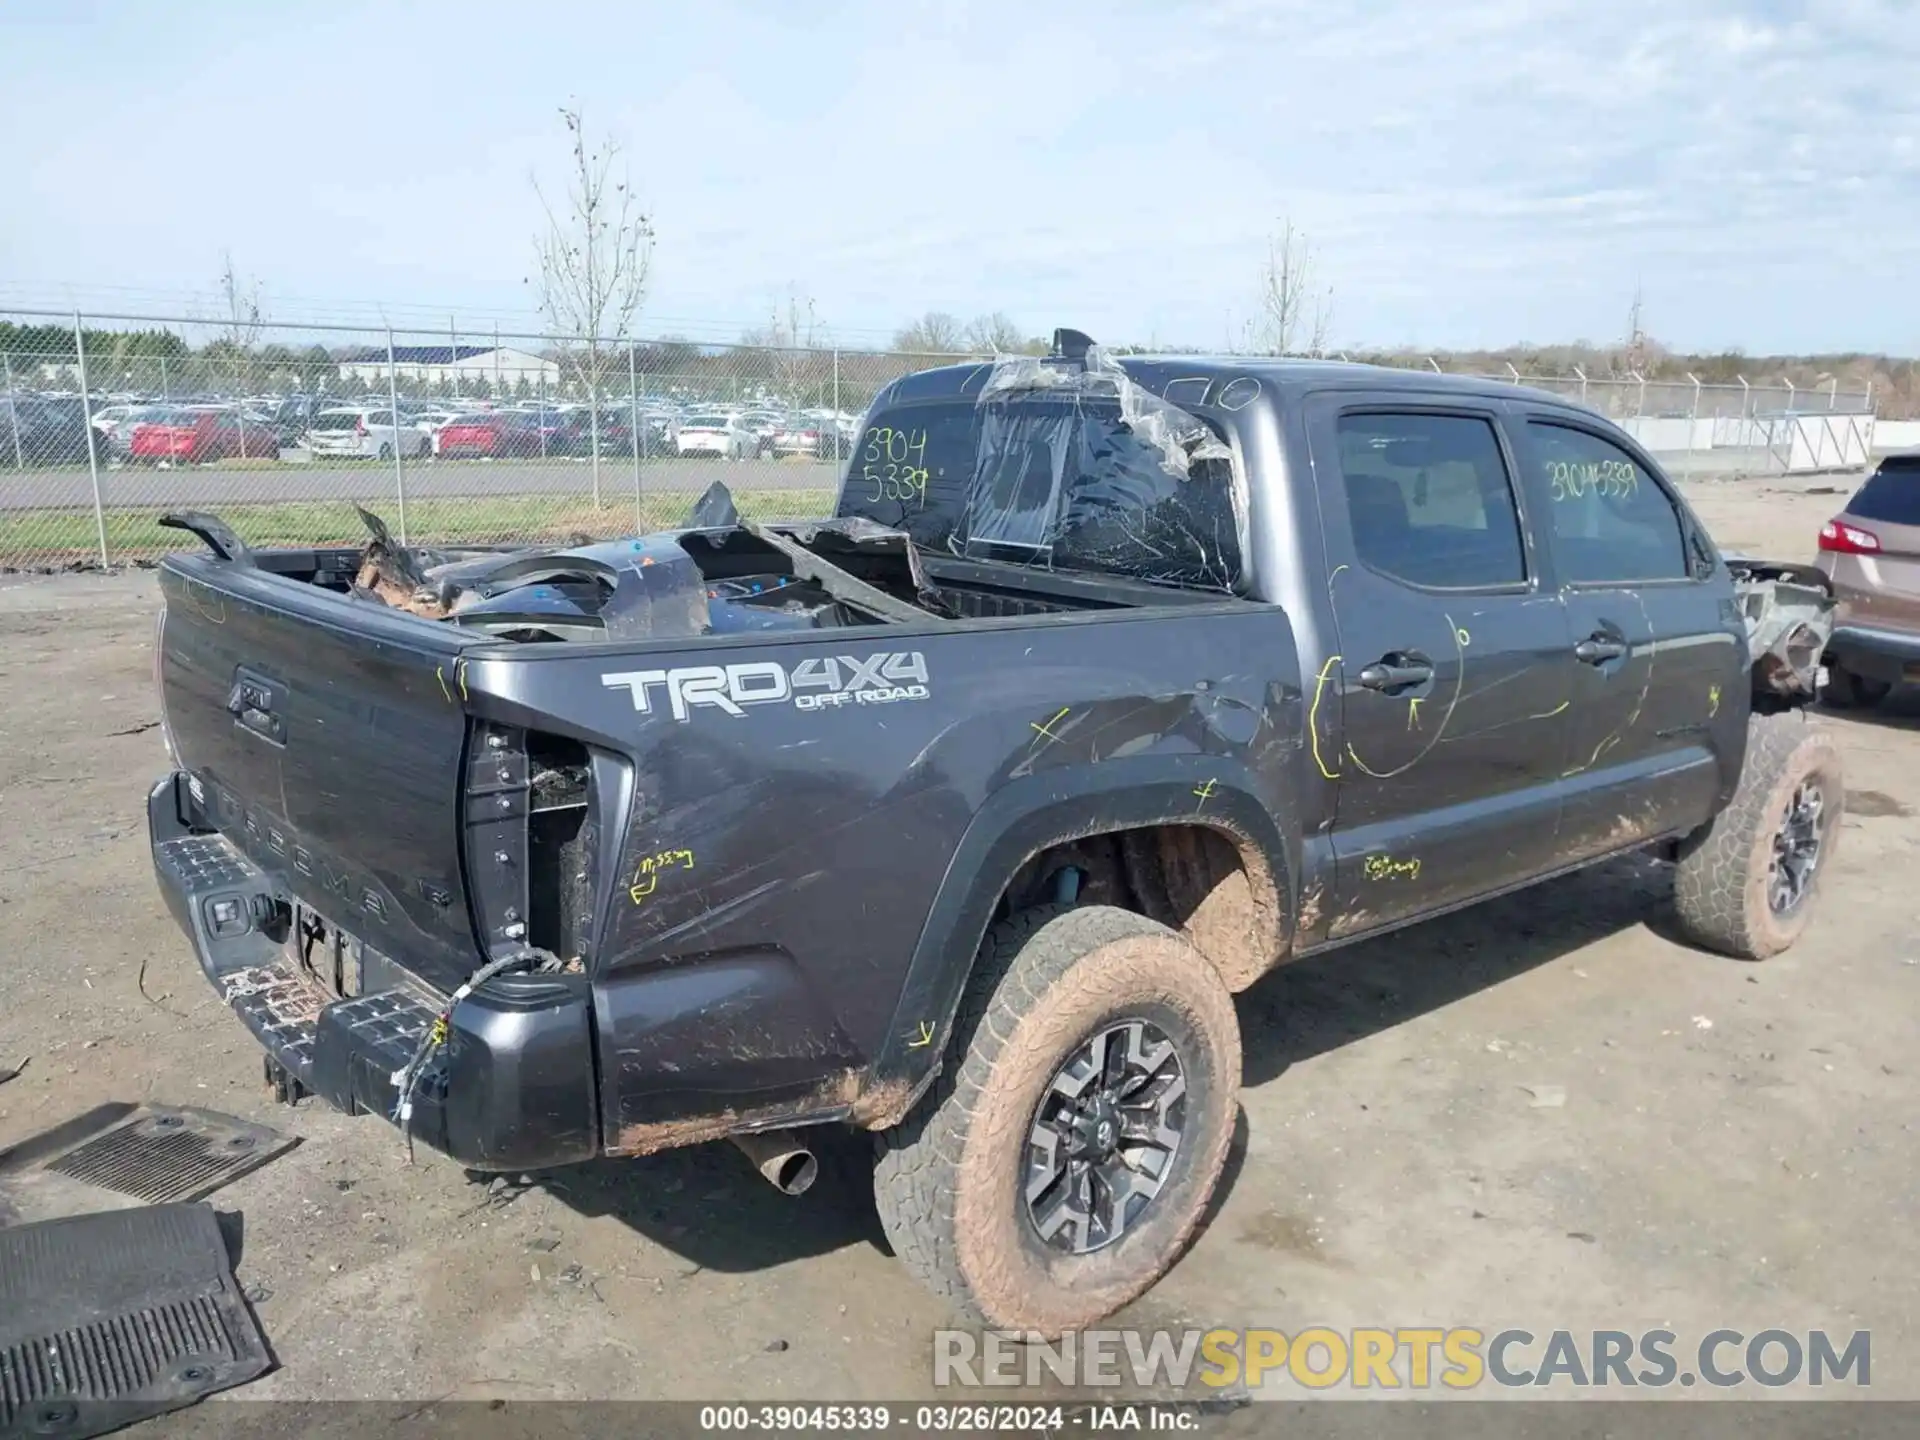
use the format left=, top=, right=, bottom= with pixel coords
left=1822, top=660, right=1891, bottom=710
left=377, top=442, right=394, bottom=462
left=873, top=905, right=1240, bottom=1334
left=1673, top=713, right=1844, bottom=959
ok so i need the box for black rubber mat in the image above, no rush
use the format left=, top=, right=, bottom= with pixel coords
left=0, top=1105, right=294, bottom=1228
left=0, top=1201, right=271, bottom=1438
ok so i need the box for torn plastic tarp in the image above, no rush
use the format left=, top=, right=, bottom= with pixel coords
left=960, top=347, right=1245, bottom=591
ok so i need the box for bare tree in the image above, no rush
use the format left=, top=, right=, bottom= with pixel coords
left=530, top=106, right=654, bottom=502
left=963, top=312, right=1024, bottom=355
left=1255, top=219, right=1334, bottom=355
left=216, top=252, right=263, bottom=352
left=201, top=252, right=265, bottom=397
left=742, top=288, right=827, bottom=406
left=892, top=312, right=964, bottom=354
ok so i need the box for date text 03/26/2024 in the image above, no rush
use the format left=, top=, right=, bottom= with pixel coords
left=698, top=1404, right=1197, bottom=1433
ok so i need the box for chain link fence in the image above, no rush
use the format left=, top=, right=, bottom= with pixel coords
left=0, top=307, right=1882, bottom=571
left=0, top=309, right=976, bottom=571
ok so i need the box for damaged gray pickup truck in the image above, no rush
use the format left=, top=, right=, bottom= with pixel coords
left=148, top=333, right=1840, bottom=1332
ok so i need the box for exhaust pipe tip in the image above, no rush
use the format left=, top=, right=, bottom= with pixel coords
left=730, top=1129, right=818, bottom=1196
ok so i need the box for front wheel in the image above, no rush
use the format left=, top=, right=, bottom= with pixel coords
left=873, top=905, right=1240, bottom=1335
left=1673, top=713, right=1844, bottom=959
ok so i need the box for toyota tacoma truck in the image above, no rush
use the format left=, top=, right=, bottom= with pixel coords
left=147, top=333, right=1840, bottom=1334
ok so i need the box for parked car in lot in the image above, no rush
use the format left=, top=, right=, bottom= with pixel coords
left=1817, top=452, right=1920, bottom=707
left=128, top=406, right=277, bottom=464
left=770, top=419, right=832, bottom=458
left=101, top=404, right=170, bottom=462
left=305, top=407, right=429, bottom=460
left=434, top=410, right=545, bottom=459
left=676, top=412, right=757, bottom=459
left=0, top=396, right=102, bottom=466
left=147, top=336, right=1840, bottom=1335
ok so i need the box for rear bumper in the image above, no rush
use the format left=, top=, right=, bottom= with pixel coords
left=1828, top=623, right=1920, bottom=684
left=147, top=772, right=599, bottom=1171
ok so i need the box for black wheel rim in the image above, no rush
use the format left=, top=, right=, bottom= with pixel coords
left=1024, top=1019, right=1187, bottom=1255
left=1769, top=778, right=1826, bottom=915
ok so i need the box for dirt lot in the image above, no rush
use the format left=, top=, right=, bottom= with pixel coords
left=1, top=475, right=1916, bottom=1406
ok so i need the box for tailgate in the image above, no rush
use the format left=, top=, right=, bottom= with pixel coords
left=158, top=559, right=478, bottom=991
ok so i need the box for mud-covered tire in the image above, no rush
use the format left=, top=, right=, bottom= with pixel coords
left=1673, top=713, right=1844, bottom=959
left=872, top=904, right=1240, bottom=1335
left=1822, top=661, right=1891, bottom=710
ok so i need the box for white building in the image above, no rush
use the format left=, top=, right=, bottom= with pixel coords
left=337, top=345, right=560, bottom=390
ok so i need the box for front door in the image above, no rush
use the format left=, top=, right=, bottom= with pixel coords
left=1511, top=416, right=1745, bottom=860
left=1304, top=398, right=1575, bottom=939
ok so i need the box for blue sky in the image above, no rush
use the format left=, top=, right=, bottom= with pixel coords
left=3, top=0, right=1915, bottom=352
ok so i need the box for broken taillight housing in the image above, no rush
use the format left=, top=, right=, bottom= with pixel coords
left=1819, top=519, right=1881, bottom=555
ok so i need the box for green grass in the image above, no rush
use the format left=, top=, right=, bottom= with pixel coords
left=0, top=489, right=838, bottom=565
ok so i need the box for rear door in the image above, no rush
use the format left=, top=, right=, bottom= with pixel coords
left=1511, top=415, right=1743, bottom=861
left=1303, top=395, right=1575, bottom=937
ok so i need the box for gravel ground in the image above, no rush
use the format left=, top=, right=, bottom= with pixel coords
left=0, top=477, right=1913, bottom=1409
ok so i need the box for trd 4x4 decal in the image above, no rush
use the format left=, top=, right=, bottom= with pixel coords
left=602, top=652, right=930, bottom=721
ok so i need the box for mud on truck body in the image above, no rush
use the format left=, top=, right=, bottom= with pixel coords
left=149, top=333, right=1839, bottom=1332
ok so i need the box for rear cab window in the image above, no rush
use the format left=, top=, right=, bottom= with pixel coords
left=838, top=360, right=1243, bottom=592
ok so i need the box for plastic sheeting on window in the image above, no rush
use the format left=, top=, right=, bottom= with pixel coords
left=959, top=347, right=1246, bottom=591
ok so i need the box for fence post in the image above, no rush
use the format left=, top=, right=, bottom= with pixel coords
left=386, top=328, right=407, bottom=545
left=1687, top=372, right=1702, bottom=474
left=2, top=353, right=22, bottom=470
left=1573, top=365, right=1587, bottom=404
left=1827, top=377, right=1838, bottom=412
left=1426, top=356, right=1442, bottom=374
left=1738, top=375, right=1750, bottom=419
left=159, top=353, right=170, bottom=401
left=1505, top=362, right=1520, bottom=384
left=629, top=340, right=643, bottom=533
left=588, top=341, right=604, bottom=509
left=1783, top=378, right=1796, bottom=414
left=72, top=313, right=109, bottom=567
left=1866, top=379, right=1874, bottom=413
left=832, top=348, right=841, bottom=469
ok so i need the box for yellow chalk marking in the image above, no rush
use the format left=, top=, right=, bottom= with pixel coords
left=1309, top=655, right=1344, bottom=780
left=1529, top=699, right=1570, bottom=720
left=1030, top=706, right=1071, bottom=742
left=436, top=667, right=452, bottom=703
left=1456, top=627, right=1471, bottom=647
left=1707, top=684, right=1721, bottom=717
left=907, top=1021, right=936, bottom=1049
left=1407, top=696, right=1423, bottom=730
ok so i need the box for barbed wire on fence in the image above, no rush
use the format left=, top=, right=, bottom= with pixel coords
left=0, top=306, right=1883, bottom=572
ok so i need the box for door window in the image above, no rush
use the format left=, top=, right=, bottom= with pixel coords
left=1336, top=412, right=1526, bottom=588
left=1526, top=423, right=1688, bottom=582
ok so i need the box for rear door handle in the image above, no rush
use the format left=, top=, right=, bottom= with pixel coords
left=1574, top=635, right=1628, bottom=664
left=1357, top=657, right=1435, bottom=692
